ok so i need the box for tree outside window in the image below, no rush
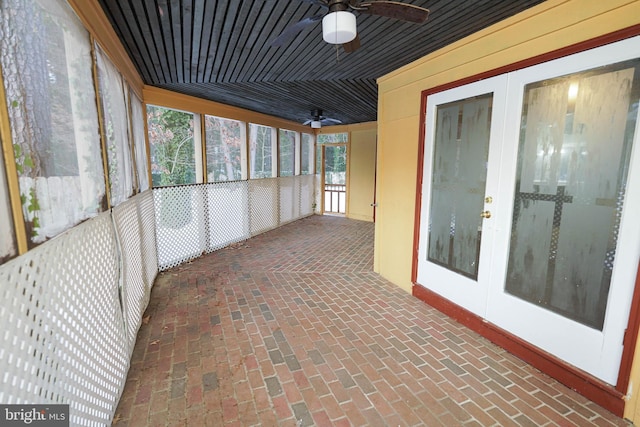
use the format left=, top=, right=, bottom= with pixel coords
left=0, top=0, right=106, bottom=244
left=279, top=129, right=296, bottom=177
left=205, top=115, right=244, bottom=182
left=147, top=105, right=196, bottom=187
left=249, top=124, right=275, bottom=179
left=301, top=133, right=314, bottom=175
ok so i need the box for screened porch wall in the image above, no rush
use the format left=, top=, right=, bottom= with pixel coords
left=0, top=0, right=318, bottom=424
left=0, top=190, right=157, bottom=425
left=0, top=173, right=315, bottom=424
left=154, top=176, right=315, bottom=271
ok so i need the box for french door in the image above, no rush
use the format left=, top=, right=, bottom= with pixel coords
left=416, top=36, right=640, bottom=384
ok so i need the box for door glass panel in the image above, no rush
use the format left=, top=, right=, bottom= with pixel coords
left=506, top=59, right=640, bottom=329
left=427, top=94, right=493, bottom=279
left=324, top=145, right=346, bottom=214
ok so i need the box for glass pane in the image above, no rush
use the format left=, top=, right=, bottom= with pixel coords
left=249, top=124, right=274, bottom=179
left=279, top=129, right=296, bottom=177
left=427, top=94, right=493, bottom=279
left=130, top=90, right=150, bottom=192
left=324, top=145, right=346, bottom=185
left=96, top=45, right=135, bottom=206
left=301, top=133, right=314, bottom=175
left=147, top=105, right=196, bottom=187
left=505, top=59, right=640, bottom=329
left=205, top=115, right=244, bottom=182
left=0, top=0, right=106, bottom=245
left=0, top=133, right=17, bottom=264
left=317, top=132, right=347, bottom=144
left=324, top=145, right=346, bottom=214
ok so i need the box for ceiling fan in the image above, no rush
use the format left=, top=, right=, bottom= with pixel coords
left=271, top=0, right=430, bottom=52
left=303, top=109, right=342, bottom=128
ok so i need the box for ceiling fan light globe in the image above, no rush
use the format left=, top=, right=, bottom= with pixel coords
left=311, top=120, right=322, bottom=129
left=322, top=11, right=357, bottom=44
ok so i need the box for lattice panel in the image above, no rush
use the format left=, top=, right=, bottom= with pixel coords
left=292, top=176, right=302, bottom=219
left=137, top=190, right=158, bottom=289
left=299, top=174, right=315, bottom=216
left=315, top=174, right=322, bottom=214
left=249, top=178, right=279, bottom=236
left=154, top=185, right=207, bottom=271
left=279, top=176, right=296, bottom=224
left=0, top=212, right=129, bottom=425
left=205, top=181, right=250, bottom=252
left=112, top=193, right=150, bottom=352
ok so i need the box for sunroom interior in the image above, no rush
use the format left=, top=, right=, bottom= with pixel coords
left=1, top=0, right=640, bottom=425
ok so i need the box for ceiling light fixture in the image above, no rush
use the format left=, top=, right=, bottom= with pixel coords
left=311, top=120, right=322, bottom=129
left=322, top=11, right=357, bottom=44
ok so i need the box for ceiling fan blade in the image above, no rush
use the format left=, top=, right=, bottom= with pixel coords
left=302, top=119, right=313, bottom=125
left=300, top=0, right=329, bottom=8
left=342, top=33, right=361, bottom=53
left=271, top=14, right=324, bottom=47
left=322, top=118, right=343, bottom=124
left=357, top=1, right=430, bottom=23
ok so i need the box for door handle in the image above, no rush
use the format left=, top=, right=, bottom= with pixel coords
left=480, top=210, right=492, bottom=219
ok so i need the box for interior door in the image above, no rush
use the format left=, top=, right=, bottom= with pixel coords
left=416, top=36, right=640, bottom=385
left=416, top=75, right=507, bottom=315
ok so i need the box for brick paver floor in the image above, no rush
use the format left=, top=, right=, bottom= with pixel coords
left=113, top=215, right=630, bottom=426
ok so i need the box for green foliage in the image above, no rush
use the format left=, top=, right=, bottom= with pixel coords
left=324, top=145, right=347, bottom=185
left=27, top=187, right=40, bottom=212
left=147, top=106, right=196, bottom=186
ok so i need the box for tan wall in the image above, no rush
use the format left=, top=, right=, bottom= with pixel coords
left=318, top=122, right=377, bottom=222
left=375, top=0, right=640, bottom=419
left=347, top=125, right=377, bottom=222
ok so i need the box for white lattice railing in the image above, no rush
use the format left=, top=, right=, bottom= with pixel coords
left=0, top=190, right=157, bottom=426
left=0, top=174, right=315, bottom=425
left=155, top=175, right=315, bottom=271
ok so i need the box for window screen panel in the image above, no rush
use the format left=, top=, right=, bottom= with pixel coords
left=0, top=0, right=106, bottom=245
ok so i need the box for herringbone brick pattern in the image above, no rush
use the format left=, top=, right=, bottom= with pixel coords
left=113, top=215, right=629, bottom=426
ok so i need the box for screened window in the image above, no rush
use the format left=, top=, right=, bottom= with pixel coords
left=0, top=0, right=106, bottom=244
left=96, top=45, right=135, bottom=206
left=279, top=129, right=296, bottom=177
left=205, top=115, right=245, bottom=182
left=0, top=134, right=17, bottom=264
left=130, top=90, right=150, bottom=192
left=249, top=124, right=276, bottom=179
left=317, top=132, right=348, bottom=144
left=147, top=105, right=198, bottom=187
left=301, top=133, right=314, bottom=175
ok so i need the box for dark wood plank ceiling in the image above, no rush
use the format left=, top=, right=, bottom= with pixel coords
left=98, top=0, right=546, bottom=125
